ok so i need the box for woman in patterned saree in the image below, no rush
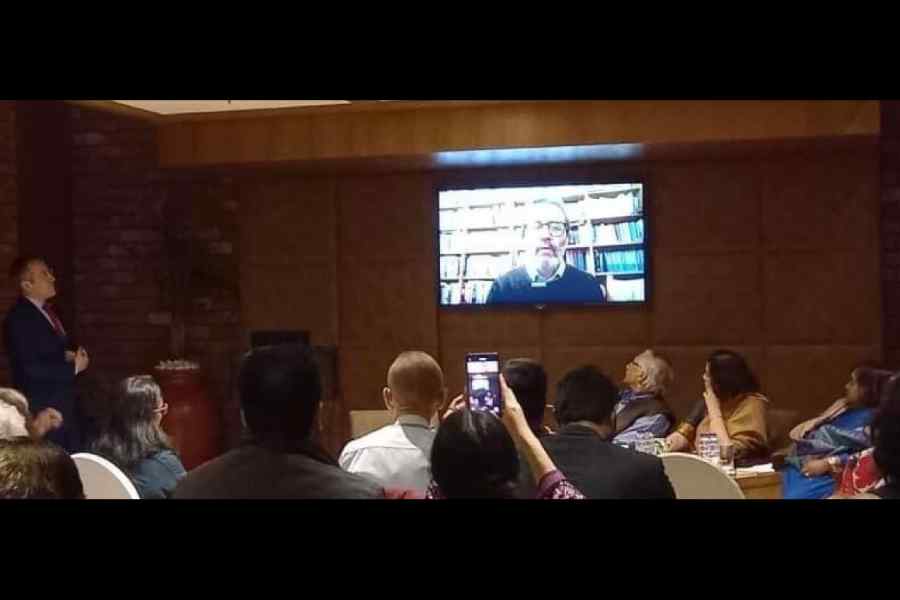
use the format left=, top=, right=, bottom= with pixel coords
left=780, top=366, right=892, bottom=499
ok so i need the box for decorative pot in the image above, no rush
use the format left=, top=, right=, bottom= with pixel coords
left=153, top=364, right=222, bottom=470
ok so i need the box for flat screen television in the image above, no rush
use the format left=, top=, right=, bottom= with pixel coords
left=437, top=183, right=647, bottom=307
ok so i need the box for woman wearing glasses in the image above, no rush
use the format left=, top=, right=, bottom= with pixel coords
left=486, top=199, right=606, bottom=304
left=91, top=375, right=186, bottom=498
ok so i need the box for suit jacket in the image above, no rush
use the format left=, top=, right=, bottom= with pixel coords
left=173, top=443, right=385, bottom=499
left=519, top=423, right=675, bottom=499
left=3, top=297, right=79, bottom=451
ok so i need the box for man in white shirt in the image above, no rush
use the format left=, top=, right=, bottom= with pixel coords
left=339, top=351, right=446, bottom=492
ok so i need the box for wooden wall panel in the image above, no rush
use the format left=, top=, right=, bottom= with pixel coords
left=237, top=144, right=882, bottom=443
left=160, top=101, right=880, bottom=168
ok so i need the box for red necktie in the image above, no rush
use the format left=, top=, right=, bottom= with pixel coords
left=43, top=303, right=66, bottom=337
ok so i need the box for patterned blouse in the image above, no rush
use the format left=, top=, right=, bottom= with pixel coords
left=422, top=469, right=585, bottom=499
left=836, top=448, right=885, bottom=497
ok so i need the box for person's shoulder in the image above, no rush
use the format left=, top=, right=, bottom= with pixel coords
left=341, top=423, right=399, bottom=454
left=494, top=266, right=528, bottom=285
left=738, top=393, right=770, bottom=409
left=608, top=442, right=663, bottom=470
left=3, top=298, right=30, bottom=322
left=146, top=449, right=187, bottom=474
left=564, top=266, right=597, bottom=282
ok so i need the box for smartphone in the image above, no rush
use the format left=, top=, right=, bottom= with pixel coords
left=465, top=352, right=501, bottom=417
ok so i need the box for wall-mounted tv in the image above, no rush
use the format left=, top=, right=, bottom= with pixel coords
left=437, top=183, right=647, bottom=307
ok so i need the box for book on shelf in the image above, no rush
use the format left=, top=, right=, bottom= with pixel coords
left=565, top=248, right=589, bottom=272
left=582, top=192, right=641, bottom=220
left=440, top=256, right=461, bottom=278
left=592, top=218, right=644, bottom=245
left=464, top=254, right=513, bottom=279
left=463, top=280, right=493, bottom=304
left=595, top=248, right=645, bottom=273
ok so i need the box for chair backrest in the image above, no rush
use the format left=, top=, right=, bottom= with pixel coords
left=349, top=410, right=393, bottom=439
left=767, top=408, right=802, bottom=454
left=659, top=452, right=745, bottom=499
left=71, top=453, right=140, bottom=499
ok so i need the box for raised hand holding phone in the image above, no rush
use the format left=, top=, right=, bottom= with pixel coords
left=465, top=352, right=501, bottom=416
left=499, top=373, right=557, bottom=484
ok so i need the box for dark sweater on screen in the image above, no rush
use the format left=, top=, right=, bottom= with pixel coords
left=485, top=266, right=605, bottom=304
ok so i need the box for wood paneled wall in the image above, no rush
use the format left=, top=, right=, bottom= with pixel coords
left=160, top=101, right=879, bottom=168
left=239, top=145, right=881, bottom=446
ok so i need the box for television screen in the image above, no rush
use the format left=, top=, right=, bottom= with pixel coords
left=438, top=183, right=646, bottom=306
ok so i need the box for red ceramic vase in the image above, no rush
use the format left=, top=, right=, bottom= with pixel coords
left=153, top=367, right=222, bottom=470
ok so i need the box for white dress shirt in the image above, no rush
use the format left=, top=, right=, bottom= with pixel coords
left=339, top=414, right=435, bottom=492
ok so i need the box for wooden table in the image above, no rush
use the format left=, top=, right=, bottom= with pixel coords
left=735, top=470, right=782, bottom=499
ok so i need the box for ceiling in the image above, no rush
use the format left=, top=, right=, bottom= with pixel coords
left=112, top=100, right=358, bottom=115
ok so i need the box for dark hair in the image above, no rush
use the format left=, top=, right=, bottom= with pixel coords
left=8, top=256, right=43, bottom=282
left=502, top=358, right=547, bottom=431
left=872, top=373, right=900, bottom=485
left=554, top=365, right=619, bottom=426
left=239, top=344, right=321, bottom=448
left=0, top=437, right=84, bottom=499
left=91, top=375, right=173, bottom=471
left=853, top=367, right=894, bottom=409
left=707, top=350, right=760, bottom=400
left=430, top=410, right=519, bottom=498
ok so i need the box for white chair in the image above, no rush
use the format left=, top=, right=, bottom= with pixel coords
left=349, top=410, right=394, bottom=438
left=71, top=453, right=140, bottom=499
left=659, top=452, right=745, bottom=500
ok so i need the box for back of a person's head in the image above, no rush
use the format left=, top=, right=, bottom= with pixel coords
left=853, top=366, right=894, bottom=409
left=707, top=349, right=760, bottom=400
left=0, top=437, right=84, bottom=499
left=502, top=358, right=547, bottom=431
left=8, top=256, right=41, bottom=283
left=873, top=372, right=900, bottom=485
left=555, top=365, right=619, bottom=427
left=387, top=351, right=445, bottom=414
left=431, top=410, right=519, bottom=498
left=0, top=388, right=30, bottom=440
left=92, top=375, right=170, bottom=469
left=239, top=344, right=321, bottom=447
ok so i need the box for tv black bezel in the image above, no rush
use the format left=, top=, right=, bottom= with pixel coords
left=434, top=176, right=652, bottom=311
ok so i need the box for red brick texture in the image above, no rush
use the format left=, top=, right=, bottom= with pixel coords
left=0, top=101, right=18, bottom=384
left=69, top=106, right=241, bottom=439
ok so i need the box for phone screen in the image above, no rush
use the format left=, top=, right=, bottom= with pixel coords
left=466, top=352, right=501, bottom=417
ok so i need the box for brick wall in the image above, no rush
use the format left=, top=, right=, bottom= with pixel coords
left=69, top=106, right=241, bottom=440
left=882, top=100, right=900, bottom=368
left=0, top=102, right=18, bottom=384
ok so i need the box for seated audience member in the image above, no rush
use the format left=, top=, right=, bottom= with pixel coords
left=851, top=372, right=900, bottom=499
left=779, top=366, right=891, bottom=499
left=0, top=437, right=84, bottom=499
left=666, top=350, right=770, bottom=464
left=175, top=344, right=383, bottom=499
left=90, top=376, right=186, bottom=499
left=518, top=365, right=675, bottom=499
left=833, top=447, right=883, bottom=497
left=339, top=351, right=445, bottom=492
left=426, top=375, right=583, bottom=499
left=502, top=358, right=551, bottom=436
left=0, top=387, right=63, bottom=441
left=613, top=349, right=675, bottom=446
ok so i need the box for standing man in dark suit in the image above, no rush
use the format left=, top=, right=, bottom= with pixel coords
left=3, top=257, right=89, bottom=452
left=519, top=365, right=675, bottom=499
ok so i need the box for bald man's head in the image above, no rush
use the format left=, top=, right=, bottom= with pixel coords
left=385, top=351, right=446, bottom=418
